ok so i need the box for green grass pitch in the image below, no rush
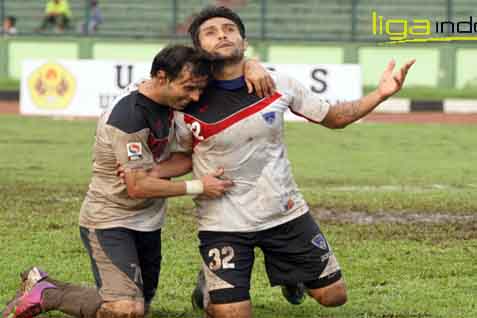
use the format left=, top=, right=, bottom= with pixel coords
left=0, top=114, right=476, bottom=317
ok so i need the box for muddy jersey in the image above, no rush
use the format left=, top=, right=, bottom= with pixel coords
left=79, top=84, right=174, bottom=231
left=175, top=72, right=330, bottom=232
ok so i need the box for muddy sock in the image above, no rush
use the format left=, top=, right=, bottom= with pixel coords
left=41, top=279, right=103, bottom=318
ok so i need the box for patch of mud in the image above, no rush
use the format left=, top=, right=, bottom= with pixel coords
left=311, top=208, right=477, bottom=225
left=311, top=208, right=477, bottom=242
left=300, top=184, right=477, bottom=192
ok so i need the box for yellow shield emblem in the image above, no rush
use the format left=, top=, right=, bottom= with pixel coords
left=28, top=62, right=76, bottom=110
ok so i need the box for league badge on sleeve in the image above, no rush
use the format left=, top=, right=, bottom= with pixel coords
left=262, top=111, right=276, bottom=125
left=127, top=142, right=143, bottom=161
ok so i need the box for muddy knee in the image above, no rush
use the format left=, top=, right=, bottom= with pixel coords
left=97, top=300, right=144, bottom=318
left=308, top=279, right=347, bottom=307
left=206, top=301, right=252, bottom=318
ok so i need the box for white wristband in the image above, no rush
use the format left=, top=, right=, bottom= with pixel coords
left=185, top=180, right=204, bottom=195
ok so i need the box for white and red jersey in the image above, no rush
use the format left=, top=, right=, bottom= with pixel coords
left=175, top=71, right=330, bottom=232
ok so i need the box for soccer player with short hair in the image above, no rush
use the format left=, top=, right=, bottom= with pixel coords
left=176, top=6, right=415, bottom=318
left=1, top=45, right=235, bottom=318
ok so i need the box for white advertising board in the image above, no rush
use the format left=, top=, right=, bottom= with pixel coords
left=20, top=60, right=362, bottom=120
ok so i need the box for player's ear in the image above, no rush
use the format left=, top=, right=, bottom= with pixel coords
left=243, top=38, right=249, bottom=51
left=156, top=70, right=168, bottom=84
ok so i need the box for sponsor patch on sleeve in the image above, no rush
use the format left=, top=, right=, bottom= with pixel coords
left=127, top=142, right=143, bottom=161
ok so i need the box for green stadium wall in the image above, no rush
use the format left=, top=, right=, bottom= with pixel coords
left=1, top=37, right=477, bottom=89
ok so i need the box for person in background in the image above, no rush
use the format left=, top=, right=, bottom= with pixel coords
left=2, top=16, right=17, bottom=35
left=37, top=0, right=72, bottom=33
left=81, top=0, right=103, bottom=34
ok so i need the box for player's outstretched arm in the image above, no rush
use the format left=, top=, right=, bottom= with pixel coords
left=321, top=59, right=415, bottom=129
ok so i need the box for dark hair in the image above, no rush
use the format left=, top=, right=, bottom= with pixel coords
left=7, top=16, right=16, bottom=26
left=150, top=44, right=210, bottom=80
left=188, top=6, right=246, bottom=48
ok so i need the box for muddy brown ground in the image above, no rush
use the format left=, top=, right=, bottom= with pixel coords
left=364, top=112, right=477, bottom=124
left=0, top=101, right=21, bottom=114
left=311, top=208, right=477, bottom=225
left=311, top=208, right=477, bottom=242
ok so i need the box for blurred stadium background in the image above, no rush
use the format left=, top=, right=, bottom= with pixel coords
left=1, top=0, right=477, bottom=92
left=4, top=0, right=477, bottom=40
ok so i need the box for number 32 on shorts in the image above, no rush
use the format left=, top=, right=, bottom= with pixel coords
left=208, top=246, right=235, bottom=271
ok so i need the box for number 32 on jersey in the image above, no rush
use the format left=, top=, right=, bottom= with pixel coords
left=208, top=246, right=235, bottom=271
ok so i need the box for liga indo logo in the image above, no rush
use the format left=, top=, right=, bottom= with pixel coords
left=372, top=11, right=477, bottom=44
left=28, top=62, right=76, bottom=109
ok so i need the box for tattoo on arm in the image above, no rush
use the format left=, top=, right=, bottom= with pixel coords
left=323, top=90, right=384, bottom=128
left=333, top=100, right=362, bottom=122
